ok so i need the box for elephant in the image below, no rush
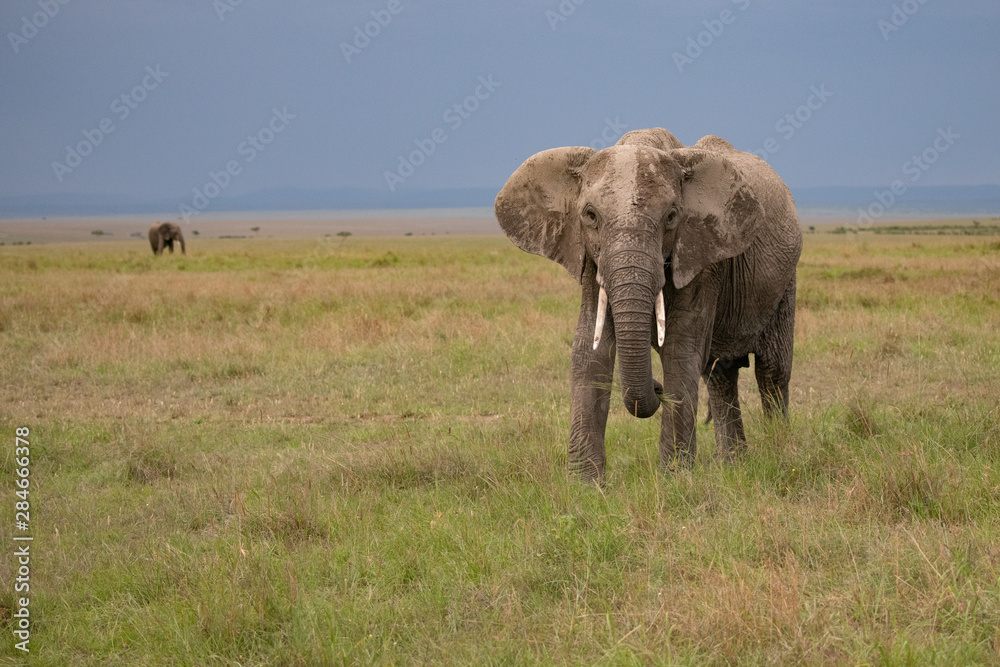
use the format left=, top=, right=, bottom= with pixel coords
left=148, top=222, right=186, bottom=255
left=495, top=128, right=802, bottom=480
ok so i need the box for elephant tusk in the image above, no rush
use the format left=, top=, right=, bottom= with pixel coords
left=593, top=286, right=608, bottom=350
left=655, top=290, right=666, bottom=347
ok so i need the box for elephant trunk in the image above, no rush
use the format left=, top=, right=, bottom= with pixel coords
left=603, top=250, right=663, bottom=418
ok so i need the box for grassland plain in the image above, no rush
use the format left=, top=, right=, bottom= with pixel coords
left=1, top=230, right=999, bottom=665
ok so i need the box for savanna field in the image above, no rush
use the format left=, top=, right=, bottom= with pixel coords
left=2, top=228, right=1000, bottom=665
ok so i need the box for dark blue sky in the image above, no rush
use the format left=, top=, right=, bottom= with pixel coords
left=2, top=1, right=997, bottom=205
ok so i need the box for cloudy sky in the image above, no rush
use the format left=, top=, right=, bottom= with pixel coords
left=1, top=0, right=997, bottom=207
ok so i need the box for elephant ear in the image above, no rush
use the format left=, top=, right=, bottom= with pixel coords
left=494, top=146, right=595, bottom=283
left=616, top=128, right=685, bottom=151
left=669, top=148, right=765, bottom=289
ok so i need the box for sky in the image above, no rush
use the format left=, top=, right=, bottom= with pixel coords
left=1, top=0, right=998, bottom=209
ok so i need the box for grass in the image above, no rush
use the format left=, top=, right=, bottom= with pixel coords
left=1, top=231, right=999, bottom=665
left=828, top=222, right=1000, bottom=236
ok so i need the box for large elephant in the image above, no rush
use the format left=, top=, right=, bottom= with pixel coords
left=495, top=129, right=802, bottom=480
left=148, top=222, right=186, bottom=255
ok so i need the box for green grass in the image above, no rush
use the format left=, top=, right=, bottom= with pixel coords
left=1, top=234, right=999, bottom=665
left=830, top=225, right=1000, bottom=236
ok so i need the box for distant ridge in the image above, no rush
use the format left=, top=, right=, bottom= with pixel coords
left=793, top=185, right=1000, bottom=219
left=793, top=185, right=1000, bottom=206
left=2, top=185, right=999, bottom=220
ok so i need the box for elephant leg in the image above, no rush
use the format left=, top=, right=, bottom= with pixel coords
left=658, top=290, right=717, bottom=470
left=753, top=275, right=796, bottom=419
left=658, top=368, right=699, bottom=469
left=705, top=355, right=748, bottom=460
left=569, top=262, right=615, bottom=482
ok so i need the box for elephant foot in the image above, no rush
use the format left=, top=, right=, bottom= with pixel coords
left=715, top=439, right=748, bottom=463
left=659, top=449, right=695, bottom=473
left=570, top=470, right=605, bottom=488
left=569, top=458, right=605, bottom=485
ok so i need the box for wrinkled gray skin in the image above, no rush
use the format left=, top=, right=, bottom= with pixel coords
left=148, top=222, right=186, bottom=256
left=495, top=129, right=802, bottom=480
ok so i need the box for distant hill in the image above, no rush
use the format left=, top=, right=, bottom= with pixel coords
left=2, top=185, right=999, bottom=220
left=792, top=185, right=1000, bottom=219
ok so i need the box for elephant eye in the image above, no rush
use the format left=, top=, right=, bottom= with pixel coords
left=665, top=207, right=679, bottom=226
left=582, top=204, right=599, bottom=228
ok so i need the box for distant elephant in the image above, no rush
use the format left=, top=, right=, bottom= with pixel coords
left=495, top=129, right=802, bottom=480
left=148, top=222, right=186, bottom=255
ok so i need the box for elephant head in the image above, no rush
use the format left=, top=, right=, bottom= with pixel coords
left=495, top=129, right=764, bottom=419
